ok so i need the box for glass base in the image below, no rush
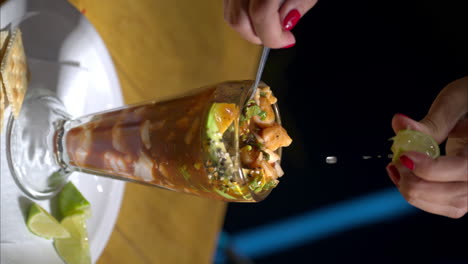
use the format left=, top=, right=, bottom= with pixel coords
left=6, top=88, right=72, bottom=200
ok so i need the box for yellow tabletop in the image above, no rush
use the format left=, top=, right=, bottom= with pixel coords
left=67, top=0, right=260, bottom=263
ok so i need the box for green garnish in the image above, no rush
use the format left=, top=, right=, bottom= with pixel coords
left=229, top=184, right=252, bottom=200
left=193, top=163, right=202, bottom=170
left=250, top=180, right=260, bottom=188
left=260, top=91, right=267, bottom=97
left=179, top=165, right=191, bottom=182
left=241, top=101, right=266, bottom=122
left=199, top=185, right=210, bottom=192
left=214, top=188, right=237, bottom=200
left=247, top=169, right=278, bottom=194
left=262, top=180, right=278, bottom=191
left=250, top=179, right=278, bottom=193
left=257, top=110, right=267, bottom=120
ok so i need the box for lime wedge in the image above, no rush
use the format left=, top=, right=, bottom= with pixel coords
left=390, top=129, right=440, bottom=162
left=58, top=182, right=91, bottom=218
left=26, top=203, right=70, bottom=239
left=54, top=215, right=91, bottom=264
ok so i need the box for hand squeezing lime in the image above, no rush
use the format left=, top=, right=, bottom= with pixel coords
left=390, top=129, right=440, bottom=162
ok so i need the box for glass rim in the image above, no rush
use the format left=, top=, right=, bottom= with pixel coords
left=216, top=80, right=283, bottom=202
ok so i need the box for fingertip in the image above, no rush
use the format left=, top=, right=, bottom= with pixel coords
left=402, top=152, right=468, bottom=182
left=391, top=113, right=413, bottom=132
left=396, top=113, right=411, bottom=119
left=279, top=34, right=296, bottom=49
left=281, top=42, right=296, bottom=49
left=248, top=0, right=297, bottom=49
left=399, top=152, right=428, bottom=176
left=390, top=113, right=432, bottom=136
left=249, top=36, right=263, bottom=45
left=228, top=19, right=263, bottom=45
left=239, top=31, right=263, bottom=45
left=279, top=0, right=319, bottom=28
left=282, top=9, right=301, bottom=31
left=386, top=163, right=401, bottom=187
left=400, top=151, right=432, bottom=161
left=399, top=155, right=415, bottom=170
left=263, top=31, right=296, bottom=49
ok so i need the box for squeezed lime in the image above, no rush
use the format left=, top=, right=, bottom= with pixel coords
left=390, top=129, right=440, bottom=162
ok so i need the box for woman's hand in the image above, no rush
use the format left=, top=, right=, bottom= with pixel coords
left=386, top=77, right=468, bottom=218
left=223, top=0, right=318, bottom=48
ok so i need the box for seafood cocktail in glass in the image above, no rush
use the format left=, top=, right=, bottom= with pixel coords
left=7, top=80, right=292, bottom=202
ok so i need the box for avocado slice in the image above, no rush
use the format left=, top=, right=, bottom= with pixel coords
left=205, top=103, right=240, bottom=197
left=205, top=103, right=236, bottom=168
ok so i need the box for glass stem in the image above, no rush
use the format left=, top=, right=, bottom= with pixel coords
left=6, top=88, right=74, bottom=200
left=54, top=118, right=74, bottom=177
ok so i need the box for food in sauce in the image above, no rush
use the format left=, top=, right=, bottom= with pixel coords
left=64, top=81, right=291, bottom=202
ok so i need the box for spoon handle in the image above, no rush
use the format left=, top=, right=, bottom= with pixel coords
left=250, top=46, right=270, bottom=100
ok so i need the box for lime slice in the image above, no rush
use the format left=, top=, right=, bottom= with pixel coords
left=390, top=129, right=440, bottom=162
left=26, top=203, right=70, bottom=239
left=54, top=215, right=91, bottom=264
left=58, top=182, right=91, bottom=218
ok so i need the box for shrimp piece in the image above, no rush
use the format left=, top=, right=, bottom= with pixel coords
left=133, top=152, right=155, bottom=181
left=240, top=146, right=262, bottom=169
left=152, top=119, right=166, bottom=130
left=273, top=162, right=284, bottom=178
left=266, top=93, right=277, bottom=105
left=259, top=86, right=278, bottom=104
left=253, top=97, right=275, bottom=128
left=184, top=117, right=200, bottom=145
left=166, top=131, right=176, bottom=141
left=261, top=124, right=292, bottom=151
left=140, top=120, right=152, bottom=149
left=263, top=148, right=280, bottom=163
left=103, top=151, right=132, bottom=175
left=158, top=162, right=171, bottom=181
left=176, top=116, right=190, bottom=128
left=111, top=109, right=132, bottom=153
left=260, top=160, right=278, bottom=180
left=73, top=129, right=92, bottom=166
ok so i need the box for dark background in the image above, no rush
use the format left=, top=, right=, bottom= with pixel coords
left=222, top=0, right=467, bottom=263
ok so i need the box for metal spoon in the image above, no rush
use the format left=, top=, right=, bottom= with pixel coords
left=249, top=46, right=270, bottom=100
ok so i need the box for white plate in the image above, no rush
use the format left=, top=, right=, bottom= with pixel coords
left=1, top=0, right=125, bottom=263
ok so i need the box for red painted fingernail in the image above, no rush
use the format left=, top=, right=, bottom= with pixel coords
left=283, top=9, right=301, bottom=31
left=281, top=43, right=295, bottom=49
left=396, top=113, right=410, bottom=119
left=386, top=164, right=400, bottom=187
left=400, top=155, right=415, bottom=170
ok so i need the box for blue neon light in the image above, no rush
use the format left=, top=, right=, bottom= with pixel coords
left=227, top=188, right=416, bottom=259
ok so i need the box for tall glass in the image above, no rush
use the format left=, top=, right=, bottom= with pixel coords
left=7, top=80, right=286, bottom=202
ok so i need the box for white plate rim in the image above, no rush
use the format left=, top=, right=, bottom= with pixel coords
left=0, top=0, right=126, bottom=263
